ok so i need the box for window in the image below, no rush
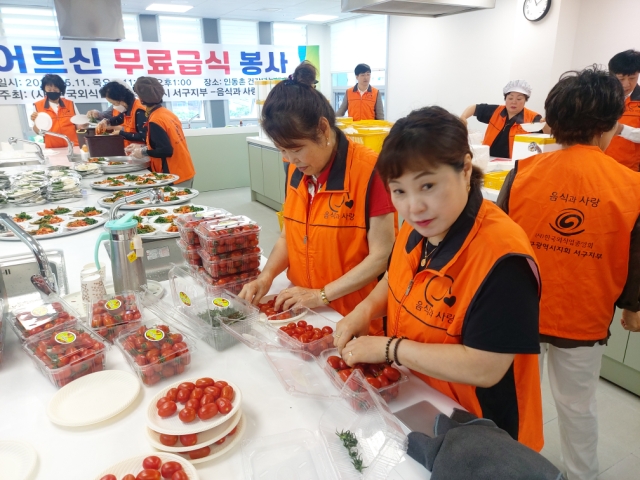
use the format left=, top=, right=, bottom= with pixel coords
left=0, top=7, right=59, bottom=38
left=228, top=98, right=256, bottom=119
left=168, top=101, right=206, bottom=123
left=122, top=14, right=140, bottom=41
left=273, top=23, right=307, bottom=46
left=220, top=20, right=258, bottom=45
left=158, top=15, right=202, bottom=44
left=330, top=15, right=387, bottom=74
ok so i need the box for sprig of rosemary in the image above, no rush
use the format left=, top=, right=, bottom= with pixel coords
left=336, top=429, right=366, bottom=473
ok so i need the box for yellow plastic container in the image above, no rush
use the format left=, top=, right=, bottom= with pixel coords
left=344, top=131, right=387, bottom=153
left=276, top=211, right=284, bottom=231
left=353, top=120, right=393, bottom=128
left=483, top=171, right=510, bottom=190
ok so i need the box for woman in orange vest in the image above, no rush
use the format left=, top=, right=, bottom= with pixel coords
left=94, top=81, right=147, bottom=147
left=335, top=63, right=384, bottom=121
left=31, top=74, right=79, bottom=148
left=498, top=67, right=640, bottom=479
left=334, top=106, right=544, bottom=451
left=124, top=77, right=195, bottom=188
left=460, top=80, right=542, bottom=158
left=239, top=62, right=396, bottom=334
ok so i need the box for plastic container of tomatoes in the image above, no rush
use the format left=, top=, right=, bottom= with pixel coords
left=197, top=267, right=261, bottom=296
left=175, top=208, right=230, bottom=246
left=116, top=323, right=194, bottom=387
left=9, top=294, right=81, bottom=344
left=317, top=348, right=409, bottom=405
left=22, top=321, right=108, bottom=388
left=195, top=215, right=261, bottom=256
left=177, top=238, right=202, bottom=266
left=269, top=307, right=336, bottom=357
left=198, top=246, right=262, bottom=278
left=242, top=368, right=407, bottom=480
left=87, top=291, right=144, bottom=343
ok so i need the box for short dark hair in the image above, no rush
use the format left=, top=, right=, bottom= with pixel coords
left=503, top=93, right=530, bottom=101
left=545, top=65, right=624, bottom=146
left=40, top=74, right=66, bottom=95
left=355, top=63, right=371, bottom=76
left=262, top=61, right=337, bottom=149
left=377, top=106, right=483, bottom=189
left=99, top=81, right=135, bottom=107
left=608, top=50, right=640, bottom=75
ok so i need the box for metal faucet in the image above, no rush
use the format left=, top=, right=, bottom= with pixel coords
left=187, top=113, right=199, bottom=129
left=40, top=131, right=75, bottom=160
left=0, top=213, right=58, bottom=295
left=7, top=137, right=45, bottom=164
left=110, top=188, right=164, bottom=220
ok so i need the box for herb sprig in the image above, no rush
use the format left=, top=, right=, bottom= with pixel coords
left=336, top=429, right=366, bottom=473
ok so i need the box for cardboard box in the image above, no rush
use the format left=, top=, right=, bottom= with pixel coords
left=512, top=134, right=562, bottom=161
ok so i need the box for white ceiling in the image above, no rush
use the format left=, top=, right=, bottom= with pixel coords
left=0, top=0, right=360, bottom=23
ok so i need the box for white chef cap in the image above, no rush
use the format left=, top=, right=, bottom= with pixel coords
left=503, top=80, right=532, bottom=97
left=111, top=78, right=133, bottom=92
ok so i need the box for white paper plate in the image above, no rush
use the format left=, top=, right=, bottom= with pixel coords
left=173, top=414, right=246, bottom=464
left=70, top=114, right=90, bottom=125
left=0, top=440, right=38, bottom=480
left=34, top=112, right=52, bottom=131
left=67, top=207, right=107, bottom=218
left=99, top=190, right=199, bottom=210
left=93, top=452, right=198, bottom=480
left=63, top=216, right=107, bottom=231
left=520, top=122, right=546, bottom=133
left=47, top=370, right=140, bottom=427
left=146, top=377, right=242, bottom=435
left=146, top=408, right=242, bottom=453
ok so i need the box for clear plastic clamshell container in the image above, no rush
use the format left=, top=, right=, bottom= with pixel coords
left=9, top=294, right=82, bottom=343
left=22, top=320, right=108, bottom=388
left=199, top=246, right=262, bottom=278
left=177, top=238, right=202, bottom=266
left=195, top=215, right=261, bottom=255
left=167, top=264, right=259, bottom=351
left=86, top=291, right=144, bottom=343
left=175, top=207, right=230, bottom=246
left=269, top=307, right=336, bottom=357
left=197, top=267, right=261, bottom=295
left=242, top=369, right=408, bottom=480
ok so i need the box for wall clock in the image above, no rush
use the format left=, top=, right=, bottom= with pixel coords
left=523, top=0, right=552, bottom=22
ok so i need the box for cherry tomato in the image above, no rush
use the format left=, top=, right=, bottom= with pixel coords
left=159, top=433, right=178, bottom=446
left=157, top=397, right=170, bottom=409
left=100, top=476, right=116, bottom=480
left=297, top=320, right=307, bottom=328
left=321, top=326, right=333, bottom=334
left=214, top=437, right=226, bottom=445
left=338, top=358, right=348, bottom=370
left=228, top=426, right=237, bottom=436
left=188, top=446, right=211, bottom=460
left=161, top=364, right=175, bottom=378
left=165, top=388, right=178, bottom=402
left=221, top=385, right=234, bottom=401
left=171, top=471, right=189, bottom=480
left=178, top=407, right=197, bottom=423
left=198, top=403, right=219, bottom=420
left=185, top=399, right=200, bottom=411
left=338, top=369, right=352, bottom=383
left=135, top=354, right=148, bottom=366
left=213, top=380, right=228, bottom=389
left=204, top=386, right=221, bottom=399
left=122, top=475, right=136, bottom=480
left=383, top=366, right=401, bottom=382
left=137, top=470, right=161, bottom=480
left=178, top=382, right=195, bottom=391
left=366, top=376, right=382, bottom=389
left=195, top=377, right=215, bottom=388
left=176, top=388, right=190, bottom=404
left=378, top=374, right=391, bottom=388
left=190, top=387, right=204, bottom=401
left=158, top=400, right=177, bottom=418
left=215, top=398, right=232, bottom=414
left=142, top=455, right=162, bottom=470
left=179, top=433, right=198, bottom=446
left=160, top=461, right=183, bottom=479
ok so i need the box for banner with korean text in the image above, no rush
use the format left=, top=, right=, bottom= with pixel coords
left=0, top=39, right=320, bottom=104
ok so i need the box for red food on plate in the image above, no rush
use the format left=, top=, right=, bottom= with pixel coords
left=159, top=433, right=178, bottom=446
left=188, top=446, right=211, bottom=460
left=160, top=461, right=183, bottom=479
left=142, top=456, right=162, bottom=470
left=179, top=433, right=198, bottom=446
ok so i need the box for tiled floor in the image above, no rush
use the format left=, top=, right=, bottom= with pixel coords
left=199, top=187, right=640, bottom=480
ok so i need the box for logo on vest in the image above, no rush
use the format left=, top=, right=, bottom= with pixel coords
left=424, top=275, right=456, bottom=308
left=325, top=193, right=356, bottom=221
left=549, top=208, right=585, bottom=236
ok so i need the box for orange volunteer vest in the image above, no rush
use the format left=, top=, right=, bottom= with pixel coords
left=284, top=131, right=382, bottom=334
left=387, top=193, right=543, bottom=451
left=122, top=98, right=146, bottom=147
left=483, top=106, right=540, bottom=158
left=146, top=107, right=195, bottom=183
left=508, top=144, right=640, bottom=341
left=34, top=97, right=79, bottom=148
left=605, top=85, right=640, bottom=171
left=346, top=85, right=378, bottom=122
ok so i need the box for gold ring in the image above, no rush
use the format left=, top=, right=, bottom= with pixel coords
left=335, top=334, right=341, bottom=338
left=348, top=351, right=353, bottom=357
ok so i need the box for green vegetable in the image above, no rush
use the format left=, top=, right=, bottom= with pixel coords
left=198, top=307, right=246, bottom=328
left=15, top=212, right=32, bottom=220
left=163, top=186, right=174, bottom=192
left=125, top=174, right=140, bottom=181
left=336, top=430, right=366, bottom=473
left=137, top=224, right=155, bottom=234
left=132, top=215, right=143, bottom=224
left=153, top=216, right=172, bottom=224
left=184, top=188, right=192, bottom=194
left=167, top=195, right=179, bottom=201
left=53, top=207, right=71, bottom=214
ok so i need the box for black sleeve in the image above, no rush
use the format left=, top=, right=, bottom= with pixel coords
left=496, top=168, right=517, bottom=213
left=616, top=214, right=640, bottom=312
left=146, top=122, right=173, bottom=158
left=118, top=110, right=148, bottom=143
left=119, top=129, right=146, bottom=142
left=475, top=104, right=500, bottom=124
left=462, top=256, right=540, bottom=354
left=107, top=112, right=125, bottom=126
left=533, top=114, right=542, bottom=123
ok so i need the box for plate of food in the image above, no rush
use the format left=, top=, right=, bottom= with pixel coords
left=64, top=216, right=106, bottom=231
left=68, top=206, right=106, bottom=218
left=172, top=204, right=208, bottom=215
left=136, top=223, right=158, bottom=236
left=25, top=224, right=59, bottom=237
left=35, top=206, right=72, bottom=217
left=29, top=214, right=66, bottom=226
left=11, top=211, right=34, bottom=224
left=136, top=207, right=169, bottom=218
left=99, top=189, right=200, bottom=209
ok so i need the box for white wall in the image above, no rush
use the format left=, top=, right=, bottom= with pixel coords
left=0, top=105, right=26, bottom=142
left=307, top=24, right=332, bottom=101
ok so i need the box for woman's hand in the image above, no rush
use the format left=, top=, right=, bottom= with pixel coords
left=622, top=309, right=640, bottom=332
left=342, top=335, right=389, bottom=367
left=125, top=144, right=147, bottom=158
left=30, top=111, right=38, bottom=122
left=334, top=308, right=373, bottom=355
left=238, top=274, right=273, bottom=305
left=95, top=119, right=109, bottom=135
left=274, top=287, right=323, bottom=311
